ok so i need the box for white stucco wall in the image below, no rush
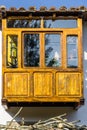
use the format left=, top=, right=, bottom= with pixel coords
left=0, top=31, right=13, bottom=124
left=0, top=21, right=87, bottom=125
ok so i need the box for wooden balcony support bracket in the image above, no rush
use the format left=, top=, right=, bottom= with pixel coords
left=73, top=98, right=85, bottom=110
left=2, top=98, right=9, bottom=110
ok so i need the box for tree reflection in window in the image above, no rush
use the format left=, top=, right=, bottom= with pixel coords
left=7, top=19, right=40, bottom=28
left=67, top=35, right=78, bottom=68
left=7, top=35, right=18, bottom=68
left=24, top=34, right=39, bottom=67
left=45, top=34, right=61, bottom=67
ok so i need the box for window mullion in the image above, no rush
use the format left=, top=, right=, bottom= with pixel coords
left=62, top=32, right=66, bottom=69
left=40, top=33, right=45, bottom=67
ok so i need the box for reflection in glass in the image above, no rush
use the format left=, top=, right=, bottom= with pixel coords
left=24, top=34, right=39, bottom=67
left=45, top=34, right=61, bottom=67
left=7, top=19, right=40, bottom=28
left=67, top=36, right=78, bottom=68
left=7, top=35, right=18, bottom=68
left=44, top=19, right=77, bottom=28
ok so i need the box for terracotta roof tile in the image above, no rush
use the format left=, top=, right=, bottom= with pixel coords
left=18, top=7, right=26, bottom=12
left=0, top=6, right=87, bottom=20
left=28, top=6, right=36, bottom=11
left=40, top=6, right=47, bottom=11
left=78, top=6, right=87, bottom=11
left=0, top=5, right=6, bottom=11
left=9, top=7, right=17, bottom=12
left=0, top=5, right=87, bottom=12
left=69, top=7, right=79, bottom=11
left=49, top=6, right=56, bottom=11
left=59, top=6, right=67, bottom=11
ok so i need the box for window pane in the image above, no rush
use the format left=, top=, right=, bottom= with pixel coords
left=45, top=34, right=61, bottom=67
left=67, top=36, right=78, bottom=68
left=7, top=19, right=40, bottom=28
left=44, top=19, right=77, bottom=28
left=24, top=34, right=39, bottom=67
left=7, top=35, right=18, bottom=68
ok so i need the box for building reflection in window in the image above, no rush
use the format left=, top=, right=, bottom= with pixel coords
left=45, top=34, right=61, bottom=67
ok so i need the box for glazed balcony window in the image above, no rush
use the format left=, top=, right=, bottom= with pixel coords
left=45, top=34, right=61, bottom=67
left=5, top=18, right=81, bottom=69
left=7, top=19, right=41, bottom=28
left=6, top=35, right=18, bottom=68
left=67, top=35, right=78, bottom=68
left=44, top=19, right=77, bottom=28
left=24, top=34, right=40, bottom=67
left=2, top=13, right=83, bottom=107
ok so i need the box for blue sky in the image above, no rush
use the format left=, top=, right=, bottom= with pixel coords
left=0, top=0, right=87, bottom=9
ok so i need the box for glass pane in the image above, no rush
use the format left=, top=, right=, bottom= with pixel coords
left=7, top=19, right=40, bottom=28
left=44, top=19, right=77, bottom=28
left=67, top=36, right=78, bottom=68
left=7, top=35, right=18, bottom=68
left=45, top=34, right=61, bottom=67
left=24, top=34, right=39, bottom=67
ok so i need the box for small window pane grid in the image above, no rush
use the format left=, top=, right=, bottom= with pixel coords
left=7, top=19, right=77, bottom=28
left=6, top=18, right=80, bottom=69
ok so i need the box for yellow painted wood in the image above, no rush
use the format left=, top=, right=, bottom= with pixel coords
left=2, top=17, right=83, bottom=104
left=56, top=73, right=82, bottom=96
left=4, top=73, right=29, bottom=96
left=34, top=72, right=53, bottom=97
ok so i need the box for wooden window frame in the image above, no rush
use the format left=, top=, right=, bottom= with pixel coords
left=22, top=31, right=63, bottom=68
left=2, top=17, right=82, bottom=71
